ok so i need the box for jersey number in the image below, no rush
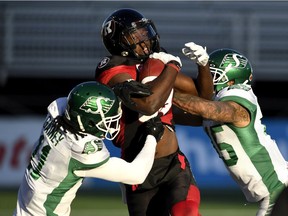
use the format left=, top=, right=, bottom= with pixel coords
left=28, top=135, right=51, bottom=180
left=208, top=126, right=239, bottom=167
left=217, top=142, right=238, bottom=166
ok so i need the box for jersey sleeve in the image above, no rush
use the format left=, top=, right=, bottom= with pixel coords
left=96, top=65, right=137, bottom=84
left=218, top=85, right=258, bottom=115
left=70, top=135, right=111, bottom=166
left=73, top=135, right=157, bottom=184
left=95, top=56, right=139, bottom=85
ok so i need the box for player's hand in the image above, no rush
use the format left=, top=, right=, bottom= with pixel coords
left=182, top=42, right=209, bottom=66
left=113, top=80, right=152, bottom=106
left=150, top=52, right=182, bottom=69
left=144, top=115, right=164, bottom=142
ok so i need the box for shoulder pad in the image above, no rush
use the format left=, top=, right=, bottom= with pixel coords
left=97, top=56, right=141, bottom=70
left=228, top=84, right=251, bottom=91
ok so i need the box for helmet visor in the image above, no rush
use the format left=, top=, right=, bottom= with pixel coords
left=123, top=19, right=157, bottom=43
left=121, top=19, right=157, bottom=57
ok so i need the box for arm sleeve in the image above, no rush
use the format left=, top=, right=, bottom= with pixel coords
left=74, top=135, right=157, bottom=184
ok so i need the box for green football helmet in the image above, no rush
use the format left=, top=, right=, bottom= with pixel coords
left=209, top=48, right=253, bottom=92
left=64, top=81, right=122, bottom=140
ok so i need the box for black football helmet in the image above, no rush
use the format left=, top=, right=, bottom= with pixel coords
left=101, top=8, right=160, bottom=60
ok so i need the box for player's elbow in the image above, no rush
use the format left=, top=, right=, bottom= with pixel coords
left=130, top=175, right=146, bottom=184
left=126, top=166, right=148, bottom=184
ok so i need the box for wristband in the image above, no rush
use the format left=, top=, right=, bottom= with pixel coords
left=167, top=60, right=181, bottom=69
left=167, top=61, right=181, bottom=72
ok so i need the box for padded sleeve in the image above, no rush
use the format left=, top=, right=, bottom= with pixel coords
left=74, top=135, right=157, bottom=184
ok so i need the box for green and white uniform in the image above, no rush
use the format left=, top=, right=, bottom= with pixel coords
left=203, top=84, right=288, bottom=216
left=14, top=98, right=157, bottom=216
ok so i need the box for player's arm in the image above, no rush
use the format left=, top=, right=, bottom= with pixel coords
left=74, top=135, right=157, bottom=184
left=174, top=72, right=198, bottom=96
left=112, top=53, right=181, bottom=115
left=195, top=64, right=214, bottom=100
left=180, top=42, right=214, bottom=100
left=172, top=42, right=214, bottom=125
left=74, top=117, right=164, bottom=184
left=173, top=92, right=250, bottom=127
left=172, top=72, right=205, bottom=126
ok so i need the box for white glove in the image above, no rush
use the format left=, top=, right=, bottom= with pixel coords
left=182, top=42, right=209, bottom=66
left=149, top=52, right=182, bottom=68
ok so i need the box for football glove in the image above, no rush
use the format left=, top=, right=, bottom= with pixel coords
left=150, top=52, right=182, bottom=69
left=112, top=80, right=152, bottom=107
left=144, top=115, right=164, bottom=142
left=182, top=42, right=209, bottom=66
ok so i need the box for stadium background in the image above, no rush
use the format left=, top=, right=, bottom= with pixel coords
left=0, top=1, right=288, bottom=215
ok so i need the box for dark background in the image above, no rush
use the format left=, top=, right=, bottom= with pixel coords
left=1, top=1, right=288, bottom=117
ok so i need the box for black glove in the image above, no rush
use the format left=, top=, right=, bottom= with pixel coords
left=144, top=116, right=164, bottom=142
left=112, top=80, right=152, bottom=107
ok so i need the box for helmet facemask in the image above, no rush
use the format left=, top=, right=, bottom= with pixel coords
left=120, top=19, right=159, bottom=59
left=210, top=67, right=229, bottom=85
left=95, top=104, right=122, bottom=140
left=210, top=63, right=235, bottom=92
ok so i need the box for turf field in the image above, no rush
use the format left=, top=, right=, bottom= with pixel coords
left=0, top=189, right=257, bottom=216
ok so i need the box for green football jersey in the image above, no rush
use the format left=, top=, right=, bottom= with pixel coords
left=204, top=85, right=288, bottom=215
left=14, top=98, right=110, bottom=216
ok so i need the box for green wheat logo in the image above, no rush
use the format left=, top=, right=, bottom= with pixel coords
left=83, top=140, right=103, bottom=154
left=80, top=96, right=114, bottom=114
left=221, top=53, right=247, bottom=69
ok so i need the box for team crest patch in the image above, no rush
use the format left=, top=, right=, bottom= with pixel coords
left=83, top=139, right=103, bottom=154
left=80, top=96, right=114, bottom=114
left=98, top=57, right=110, bottom=69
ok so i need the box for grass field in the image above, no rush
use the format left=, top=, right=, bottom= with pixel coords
left=0, top=189, right=258, bottom=216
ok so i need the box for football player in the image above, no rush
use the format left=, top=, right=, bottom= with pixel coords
left=14, top=81, right=164, bottom=216
left=173, top=49, right=288, bottom=216
left=95, top=8, right=213, bottom=216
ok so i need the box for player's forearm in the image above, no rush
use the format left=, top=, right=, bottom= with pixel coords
left=73, top=135, right=157, bottom=184
left=120, top=135, right=157, bottom=184
left=173, top=92, right=240, bottom=123
left=135, top=65, right=178, bottom=115
left=195, top=64, right=214, bottom=100
left=173, top=93, right=208, bottom=116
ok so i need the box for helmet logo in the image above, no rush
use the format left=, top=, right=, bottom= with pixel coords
left=80, top=96, right=114, bottom=115
left=103, top=20, right=114, bottom=36
left=220, top=53, right=248, bottom=71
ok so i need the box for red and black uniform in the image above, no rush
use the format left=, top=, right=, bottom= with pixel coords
left=95, top=55, right=200, bottom=216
